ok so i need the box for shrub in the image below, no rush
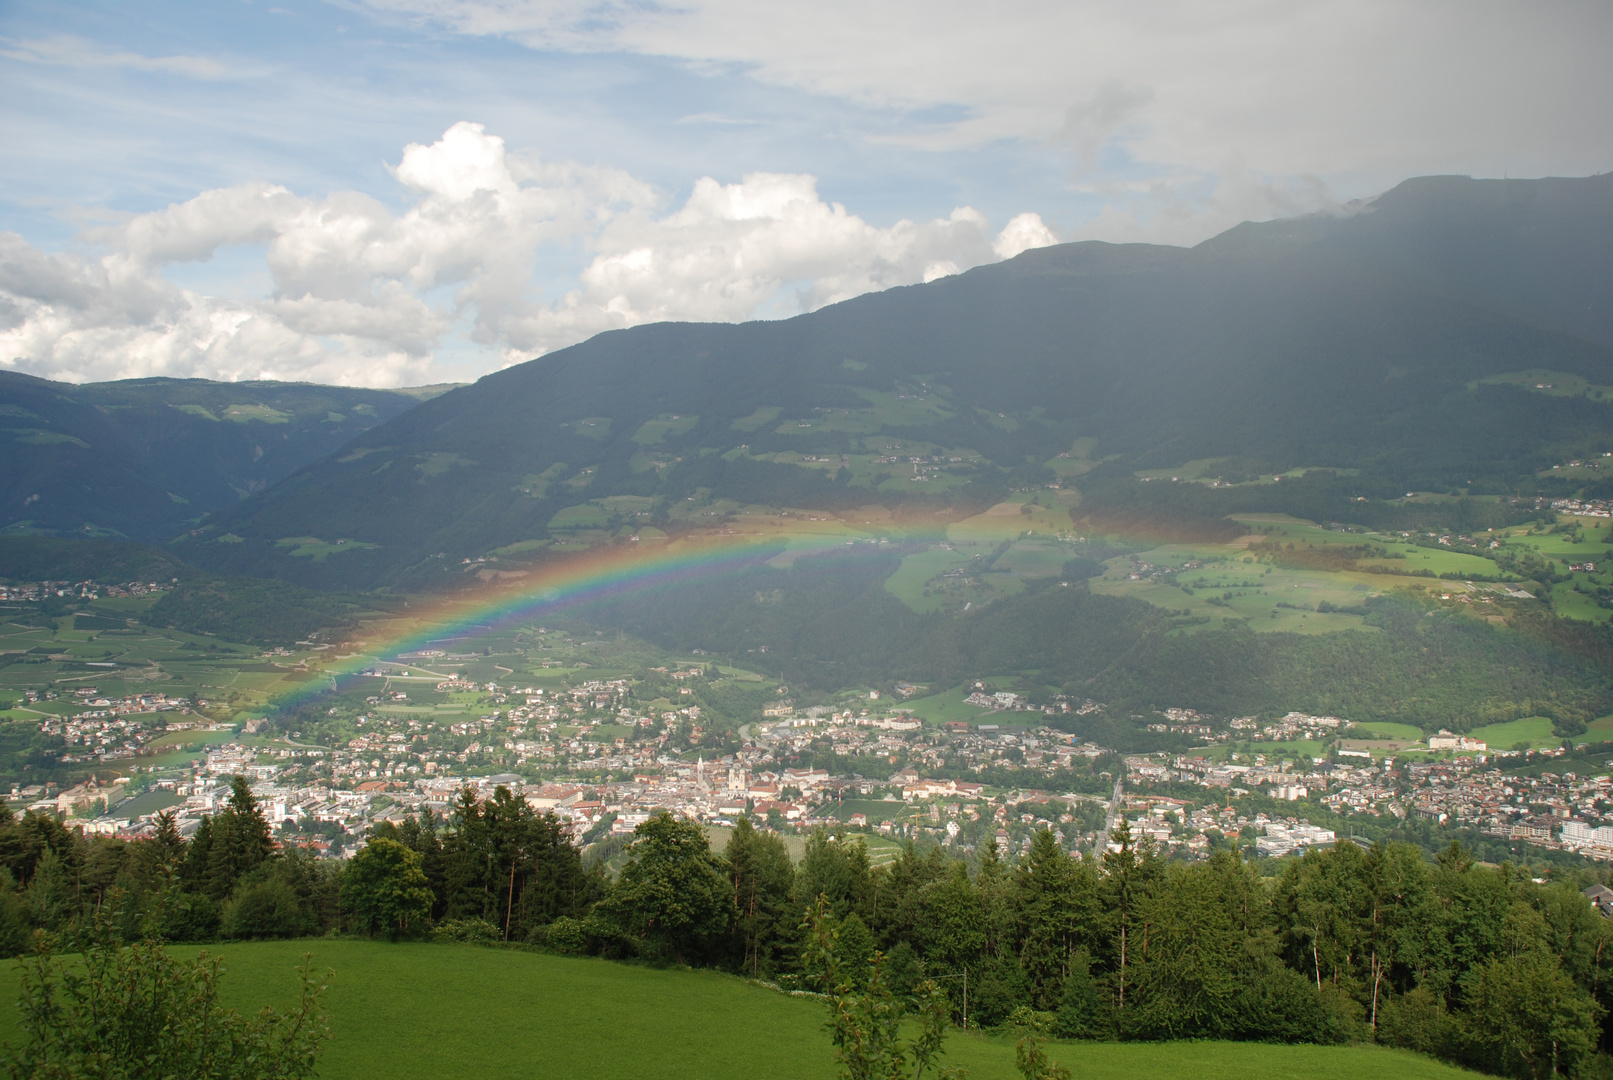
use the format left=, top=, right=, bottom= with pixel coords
left=156, top=890, right=222, bottom=943
left=222, top=878, right=310, bottom=940
left=431, top=918, right=501, bottom=945
left=1, top=915, right=330, bottom=1080
left=540, top=916, right=588, bottom=955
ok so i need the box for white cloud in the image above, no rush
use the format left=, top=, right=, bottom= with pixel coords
left=0, top=123, right=1054, bottom=385
left=993, top=213, right=1058, bottom=259
left=0, top=34, right=233, bottom=79
left=1068, top=168, right=1339, bottom=246
left=360, top=0, right=1613, bottom=241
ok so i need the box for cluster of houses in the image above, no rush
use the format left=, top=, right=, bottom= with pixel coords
left=1551, top=497, right=1613, bottom=517
left=0, top=579, right=171, bottom=602
left=19, top=642, right=1613, bottom=871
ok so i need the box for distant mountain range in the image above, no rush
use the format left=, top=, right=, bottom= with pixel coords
left=0, top=376, right=454, bottom=542
left=153, top=173, right=1613, bottom=587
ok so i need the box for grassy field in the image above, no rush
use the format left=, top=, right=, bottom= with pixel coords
left=882, top=546, right=971, bottom=611
left=0, top=602, right=307, bottom=730
left=1074, top=509, right=1613, bottom=633
left=1472, top=369, right=1613, bottom=401
left=0, top=941, right=1474, bottom=1080
left=903, top=685, right=991, bottom=724
left=1468, top=716, right=1559, bottom=750
left=1351, top=722, right=1425, bottom=741
left=273, top=537, right=377, bottom=561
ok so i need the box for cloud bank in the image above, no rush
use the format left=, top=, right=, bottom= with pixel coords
left=361, top=0, right=1613, bottom=175
left=361, top=0, right=1613, bottom=242
left=0, top=123, right=1054, bottom=386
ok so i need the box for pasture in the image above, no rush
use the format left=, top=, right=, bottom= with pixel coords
left=1351, top=722, right=1425, bottom=741
left=0, top=941, right=1475, bottom=1080
left=1467, top=716, right=1560, bottom=751
left=903, top=685, right=995, bottom=725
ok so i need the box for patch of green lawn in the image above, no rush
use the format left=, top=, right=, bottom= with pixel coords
left=1584, top=714, right=1613, bottom=741
left=274, top=537, right=377, bottom=561
left=631, top=414, right=699, bottom=444
left=0, top=941, right=1473, bottom=1080
left=883, top=548, right=971, bottom=612
left=904, top=685, right=994, bottom=725
left=1550, top=581, right=1610, bottom=623
left=222, top=404, right=291, bottom=424
left=1350, top=722, right=1425, bottom=741
left=1468, top=716, right=1559, bottom=751
left=549, top=503, right=611, bottom=530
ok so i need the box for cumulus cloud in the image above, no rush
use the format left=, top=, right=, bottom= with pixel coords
left=0, top=123, right=1055, bottom=385
left=993, top=213, right=1059, bottom=260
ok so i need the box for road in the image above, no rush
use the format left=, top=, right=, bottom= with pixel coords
left=1102, top=772, right=1124, bottom=841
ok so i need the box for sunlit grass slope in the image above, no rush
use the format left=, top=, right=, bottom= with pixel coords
left=0, top=941, right=1475, bottom=1080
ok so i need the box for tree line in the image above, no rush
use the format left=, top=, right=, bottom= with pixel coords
left=4, top=783, right=1613, bottom=1079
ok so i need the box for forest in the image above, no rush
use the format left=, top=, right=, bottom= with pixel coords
left=2, top=779, right=1611, bottom=1080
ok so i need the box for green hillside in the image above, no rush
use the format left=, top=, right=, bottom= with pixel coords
left=0, top=940, right=1474, bottom=1080
left=0, top=374, right=447, bottom=542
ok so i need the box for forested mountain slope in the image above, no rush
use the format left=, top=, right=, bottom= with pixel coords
left=0, top=376, right=447, bottom=541
left=178, top=174, right=1613, bottom=588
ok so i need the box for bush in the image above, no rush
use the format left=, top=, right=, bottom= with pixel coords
left=156, top=890, right=221, bottom=943
left=222, top=878, right=310, bottom=940
left=1375, top=985, right=1451, bottom=1056
left=539, top=916, right=588, bottom=955
left=0, top=888, right=30, bottom=959
left=1229, top=963, right=1330, bottom=1044
left=1317, top=982, right=1367, bottom=1045
left=968, top=960, right=1029, bottom=1029
left=582, top=911, right=638, bottom=959
left=1, top=917, right=330, bottom=1080
left=431, top=918, right=501, bottom=945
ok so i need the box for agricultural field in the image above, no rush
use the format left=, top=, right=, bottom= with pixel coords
left=1467, top=716, right=1561, bottom=752
left=631, top=414, right=700, bottom=444
left=1471, top=369, right=1613, bottom=401
left=1076, top=511, right=1613, bottom=633
left=274, top=537, right=377, bottom=561
left=902, top=685, right=993, bottom=725
left=1350, top=723, right=1425, bottom=741
left=0, top=941, right=1475, bottom=1080
left=0, top=590, right=373, bottom=787
left=0, top=602, right=296, bottom=716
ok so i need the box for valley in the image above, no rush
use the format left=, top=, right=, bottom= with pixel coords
left=4, top=174, right=1613, bottom=1080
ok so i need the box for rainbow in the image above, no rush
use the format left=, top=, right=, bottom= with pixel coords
left=250, top=497, right=1200, bottom=720
left=260, top=528, right=866, bottom=718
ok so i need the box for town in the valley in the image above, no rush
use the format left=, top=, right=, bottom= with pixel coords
left=16, top=647, right=1613, bottom=871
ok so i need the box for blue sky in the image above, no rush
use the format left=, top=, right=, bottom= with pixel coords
left=2, top=0, right=1609, bottom=386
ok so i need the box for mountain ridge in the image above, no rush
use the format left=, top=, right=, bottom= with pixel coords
left=172, top=173, right=1613, bottom=588
left=0, top=375, right=453, bottom=542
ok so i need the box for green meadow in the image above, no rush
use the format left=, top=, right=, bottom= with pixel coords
left=902, top=685, right=992, bottom=724
left=0, top=941, right=1474, bottom=1080
left=1467, top=716, right=1561, bottom=751
left=1471, top=369, right=1613, bottom=401
left=1350, top=722, right=1424, bottom=741
left=273, top=537, right=378, bottom=561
